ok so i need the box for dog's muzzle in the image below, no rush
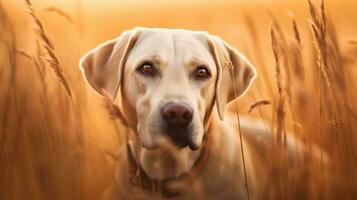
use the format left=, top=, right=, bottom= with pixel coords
left=160, top=102, right=198, bottom=150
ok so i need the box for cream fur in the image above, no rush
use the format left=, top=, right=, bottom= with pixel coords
left=80, top=27, right=304, bottom=200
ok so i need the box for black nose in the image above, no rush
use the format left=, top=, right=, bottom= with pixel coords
left=161, top=102, right=193, bottom=128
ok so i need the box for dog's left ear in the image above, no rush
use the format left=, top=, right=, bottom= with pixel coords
left=207, top=36, right=257, bottom=120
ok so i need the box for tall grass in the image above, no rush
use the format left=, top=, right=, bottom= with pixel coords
left=0, top=0, right=356, bottom=199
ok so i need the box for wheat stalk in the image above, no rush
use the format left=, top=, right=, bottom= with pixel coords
left=24, top=0, right=72, bottom=99
left=308, top=0, right=344, bottom=131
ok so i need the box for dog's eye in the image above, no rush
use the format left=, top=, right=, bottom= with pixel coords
left=194, top=66, right=211, bottom=80
left=137, top=62, right=156, bottom=76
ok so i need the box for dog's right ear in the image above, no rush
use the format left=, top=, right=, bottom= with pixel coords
left=79, top=30, right=140, bottom=100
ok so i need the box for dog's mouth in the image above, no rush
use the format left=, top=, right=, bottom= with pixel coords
left=161, top=126, right=200, bottom=151
left=140, top=128, right=200, bottom=151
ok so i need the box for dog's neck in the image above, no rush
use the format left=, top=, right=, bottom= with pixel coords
left=126, top=130, right=212, bottom=197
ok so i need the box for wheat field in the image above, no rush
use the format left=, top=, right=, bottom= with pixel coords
left=0, top=0, right=356, bottom=199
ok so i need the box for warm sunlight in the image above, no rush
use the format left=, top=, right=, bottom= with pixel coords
left=1, top=0, right=356, bottom=199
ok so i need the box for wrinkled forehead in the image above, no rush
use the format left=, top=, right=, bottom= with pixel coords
left=126, top=29, right=215, bottom=67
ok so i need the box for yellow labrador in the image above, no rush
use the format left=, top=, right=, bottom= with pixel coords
left=80, top=27, right=288, bottom=199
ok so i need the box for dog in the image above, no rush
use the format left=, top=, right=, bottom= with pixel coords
left=80, top=27, right=302, bottom=199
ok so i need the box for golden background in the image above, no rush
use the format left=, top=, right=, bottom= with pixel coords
left=0, top=0, right=356, bottom=199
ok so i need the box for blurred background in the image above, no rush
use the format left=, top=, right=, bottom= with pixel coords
left=0, top=0, right=356, bottom=199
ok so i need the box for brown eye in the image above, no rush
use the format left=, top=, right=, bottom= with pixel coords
left=195, top=66, right=210, bottom=79
left=138, top=62, right=156, bottom=76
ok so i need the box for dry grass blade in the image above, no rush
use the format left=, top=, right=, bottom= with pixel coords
left=2, top=0, right=357, bottom=199
left=44, top=7, right=74, bottom=23
left=230, top=54, right=250, bottom=200
left=321, top=0, right=327, bottom=29
left=271, top=28, right=283, bottom=95
left=269, top=11, right=288, bottom=48
left=270, top=26, right=286, bottom=145
left=288, top=17, right=306, bottom=82
left=292, top=18, right=301, bottom=46
left=102, top=91, right=129, bottom=126
left=13, top=50, right=48, bottom=90
left=308, top=0, right=342, bottom=129
left=308, top=0, right=331, bottom=91
left=248, top=99, right=271, bottom=113
left=24, top=0, right=72, bottom=98
left=308, top=0, right=322, bottom=31
left=13, top=50, right=32, bottom=60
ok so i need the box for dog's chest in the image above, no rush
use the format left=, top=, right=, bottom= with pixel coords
left=110, top=143, right=246, bottom=199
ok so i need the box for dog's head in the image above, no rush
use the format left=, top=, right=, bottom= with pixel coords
left=80, top=28, right=256, bottom=179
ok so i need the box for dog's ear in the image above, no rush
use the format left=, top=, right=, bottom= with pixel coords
left=79, top=30, right=140, bottom=100
left=207, top=36, right=256, bottom=120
